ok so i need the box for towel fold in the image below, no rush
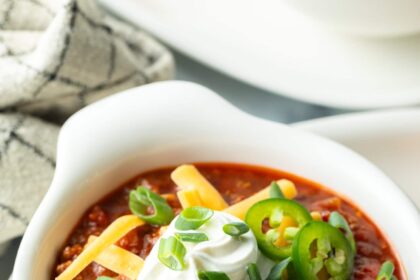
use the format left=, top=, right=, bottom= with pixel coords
left=0, top=0, right=174, bottom=247
left=0, top=113, right=58, bottom=244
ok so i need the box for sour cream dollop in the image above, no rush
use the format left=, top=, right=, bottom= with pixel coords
left=137, top=211, right=262, bottom=280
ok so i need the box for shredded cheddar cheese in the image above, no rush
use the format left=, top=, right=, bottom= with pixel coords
left=86, top=236, right=144, bottom=279
left=311, top=211, right=322, bottom=221
left=277, top=179, right=298, bottom=199
left=171, top=165, right=228, bottom=210
left=56, top=215, right=144, bottom=280
left=224, top=179, right=298, bottom=220
left=177, top=188, right=204, bottom=208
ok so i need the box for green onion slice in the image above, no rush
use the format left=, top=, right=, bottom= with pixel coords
left=328, top=211, right=356, bottom=252
left=269, top=181, right=285, bottom=199
left=175, top=206, right=214, bottom=230
left=376, top=261, right=397, bottom=280
left=223, top=222, right=249, bottom=237
left=247, top=263, right=262, bottom=280
left=158, top=236, right=186, bottom=270
left=174, top=232, right=209, bottom=243
left=266, top=257, right=292, bottom=280
left=198, top=271, right=230, bottom=280
left=129, top=186, right=174, bottom=225
left=96, top=277, right=114, bottom=280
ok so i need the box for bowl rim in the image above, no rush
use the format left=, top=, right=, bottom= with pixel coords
left=12, top=81, right=420, bottom=279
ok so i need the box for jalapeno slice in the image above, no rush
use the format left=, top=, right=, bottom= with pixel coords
left=292, top=221, right=354, bottom=280
left=245, top=198, right=312, bottom=261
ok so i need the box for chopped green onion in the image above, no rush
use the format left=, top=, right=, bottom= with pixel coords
left=198, top=271, right=230, bottom=280
left=266, top=257, right=292, bottom=280
left=96, top=277, right=114, bottom=280
left=223, top=222, right=249, bottom=237
left=247, top=263, right=262, bottom=280
left=175, top=206, right=214, bottom=230
left=269, top=181, right=285, bottom=198
left=376, top=261, right=397, bottom=280
left=158, top=236, right=186, bottom=270
left=129, top=186, right=174, bottom=225
left=175, top=232, right=209, bottom=243
left=328, top=211, right=356, bottom=252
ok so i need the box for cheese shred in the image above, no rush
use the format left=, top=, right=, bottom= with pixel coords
left=56, top=215, right=144, bottom=280
left=224, top=179, right=298, bottom=220
left=85, top=236, right=144, bottom=279
left=171, top=165, right=228, bottom=210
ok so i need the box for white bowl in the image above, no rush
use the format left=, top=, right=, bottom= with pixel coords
left=281, top=0, right=420, bottom=37
left=12, top=81, right=420, bottom=279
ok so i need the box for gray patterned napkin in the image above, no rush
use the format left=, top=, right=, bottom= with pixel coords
left=0, top=0, right=174, bottom=248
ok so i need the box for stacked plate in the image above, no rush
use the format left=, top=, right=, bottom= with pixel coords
left=100, top=0, right=420, bottom=109
left=294, top=110, right=420, bottom=207
left=98, top=0, right=420, bottom=207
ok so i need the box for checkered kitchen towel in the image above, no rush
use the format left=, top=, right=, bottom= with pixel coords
left=0, top=0, right=174, bottom=249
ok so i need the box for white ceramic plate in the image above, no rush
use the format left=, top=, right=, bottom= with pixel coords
left=98, top=0, right=420, bottom=109
left=293, top=108, right=420, bottom=208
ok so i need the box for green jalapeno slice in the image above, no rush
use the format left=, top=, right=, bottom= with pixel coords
left=245, top=198, right=312, bottom=261
left=292, top=221, right=354, bottom=280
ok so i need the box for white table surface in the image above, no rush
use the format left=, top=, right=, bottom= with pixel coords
left=0, top=50, right=347, bottom=277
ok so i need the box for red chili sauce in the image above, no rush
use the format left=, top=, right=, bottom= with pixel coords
left=54, top=163, right=404, bottom=279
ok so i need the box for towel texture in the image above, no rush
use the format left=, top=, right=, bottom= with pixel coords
left=0, top=0, right=174, bottom=246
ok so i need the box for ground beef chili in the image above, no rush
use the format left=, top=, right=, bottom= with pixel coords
left=53, top=163, right=404, bottom=279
